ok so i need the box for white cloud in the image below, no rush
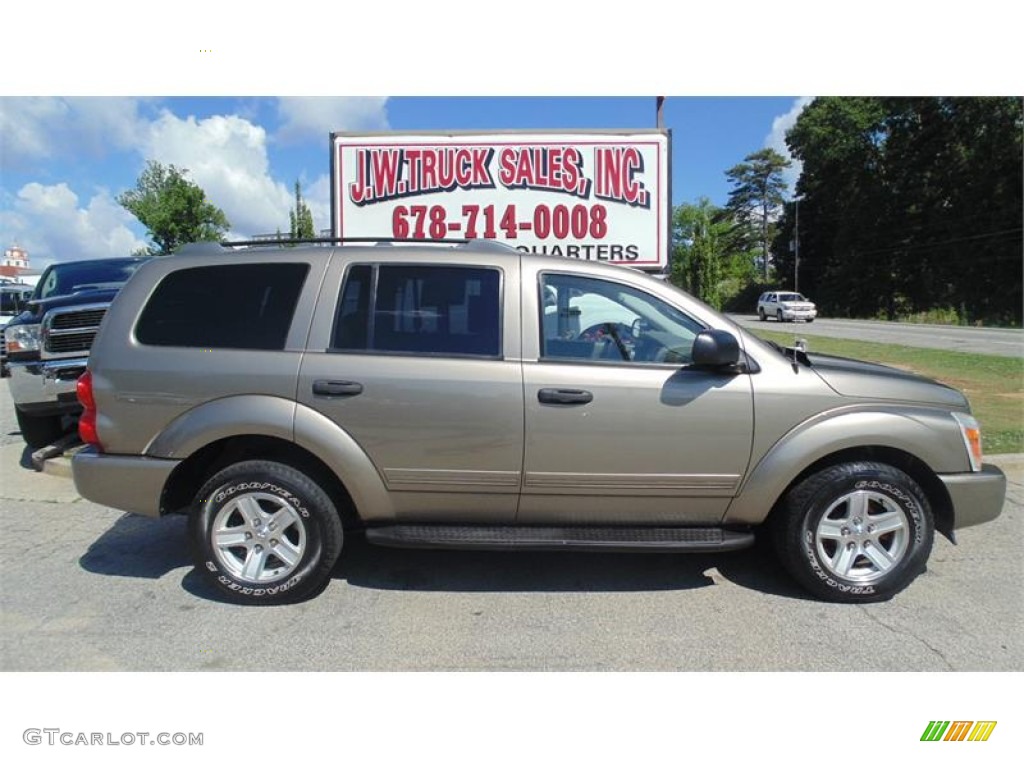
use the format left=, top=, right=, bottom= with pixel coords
left=141, top=111, right=293, bottom=236
left=0, top=98, right=384, bottom=248
left=0, top=183, right=148, bottom=267
left=0, top=97, right=147, bottom=171
left=275, top=97, right=389, bottom=144
left=765, top=96, right=813, bottom=196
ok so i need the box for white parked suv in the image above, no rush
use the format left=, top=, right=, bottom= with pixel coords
left=758, top=291, right=817, bottom=323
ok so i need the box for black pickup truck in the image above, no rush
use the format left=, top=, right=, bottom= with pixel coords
left=4, top=257, right=149, bottom=448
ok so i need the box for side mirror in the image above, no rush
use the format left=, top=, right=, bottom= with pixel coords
left=691, top=329, right=740, bottom=368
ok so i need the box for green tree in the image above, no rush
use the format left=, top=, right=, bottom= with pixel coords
left=724, top=148, right=792, bottom=282
left=671, top=198, right=729, bottom=309
left=117, top=161, right=230, bottom=255
left=289, top=181, right=315, bottom=240
left=783, top=97, right=891, bottom=317
left=784, top=97, right=1022, bottom=324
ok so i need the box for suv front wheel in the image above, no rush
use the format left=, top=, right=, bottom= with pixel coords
left=772, top=462, right=934, bottom=602
left=189, top=460, right=343, bottom=605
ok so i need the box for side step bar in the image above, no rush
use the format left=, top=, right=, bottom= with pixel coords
left=365, top=525, right=754, bottom=553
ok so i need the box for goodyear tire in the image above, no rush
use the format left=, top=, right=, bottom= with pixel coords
left=189, top=460, right=343, bottom=605
left=773, top=462, right=934, bottom=602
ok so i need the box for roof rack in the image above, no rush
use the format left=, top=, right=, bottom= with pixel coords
left=219, top=236, right=471, bottom=248
left=215, top=237, right=522, bottom=253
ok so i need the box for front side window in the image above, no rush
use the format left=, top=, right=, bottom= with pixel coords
left=540, top=273, right=704, bottom=364
left=332, top=264, right=501, bottom=358
left=135, top=263, right=309, bottom=350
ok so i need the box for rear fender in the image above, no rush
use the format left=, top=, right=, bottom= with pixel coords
left=146, top=395, right=393, bottom=522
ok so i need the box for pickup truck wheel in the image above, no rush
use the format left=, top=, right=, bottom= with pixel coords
left=772, top=462, right=934, bottom=602
left=15, top=408, right=66, bottom=450
left=189, top=460, right=343, bottom=605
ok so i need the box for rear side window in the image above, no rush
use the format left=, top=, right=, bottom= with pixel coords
left=136, top=263, right=309, bottom=350
left=332, top=264, right=501, bottom=358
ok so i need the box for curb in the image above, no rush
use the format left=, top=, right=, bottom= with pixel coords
left=36, top=438, right=84, bottom=480
left=40, top=453, right=75, bottom=479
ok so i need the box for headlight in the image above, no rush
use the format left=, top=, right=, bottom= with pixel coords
left=952, top=412, right=983, bottom=472
left=4, top=323, right=41, bottom=353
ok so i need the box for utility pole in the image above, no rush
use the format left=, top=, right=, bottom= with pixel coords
left=794, top=197, right=800, bottom=293
left=656, top=96, right=665, bottom=129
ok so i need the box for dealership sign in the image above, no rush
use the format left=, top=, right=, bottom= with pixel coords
left=331, top=131, right=671, bottom=270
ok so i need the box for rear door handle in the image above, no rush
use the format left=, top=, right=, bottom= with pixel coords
left=312, top=380, right=363, bottom=397
left=538, top=388, right=593, bottom=405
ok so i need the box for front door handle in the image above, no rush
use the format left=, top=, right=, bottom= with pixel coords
left=538, top=388, right=593, bottom=405
left=312, top=380, right=363, bottom=397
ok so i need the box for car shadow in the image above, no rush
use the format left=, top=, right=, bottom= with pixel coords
left=79, top=518, right=810, bottom=602
left=334, top=533, right=809, bottom=599
left=79, top=513, right=191, bottom=579
left=18, top=443, right=34, bottom=470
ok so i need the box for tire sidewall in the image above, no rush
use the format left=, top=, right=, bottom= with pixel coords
left=788, top=465, right=933, bottom=601
left=190, top=463, right=339, bottom=604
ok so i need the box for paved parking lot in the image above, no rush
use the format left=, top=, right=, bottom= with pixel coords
left=1, top=379, right=1021, bottom=672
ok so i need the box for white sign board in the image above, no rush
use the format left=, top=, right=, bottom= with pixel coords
left=331, top=131, right=671, bottom=271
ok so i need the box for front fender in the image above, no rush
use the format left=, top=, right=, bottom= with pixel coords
left=725, top=405, right=970, bottom=525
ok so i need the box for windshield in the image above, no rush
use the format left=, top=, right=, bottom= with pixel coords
left=1, top=289, right=31, bottom=313
left=35, top=259, right=144, bottom=300
left=779, top=293, right=806, bottom=302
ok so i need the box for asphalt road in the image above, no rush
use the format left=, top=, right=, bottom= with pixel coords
left=1, top=379, right=1021, bottom=672
left=728, top=314, right=1024, bottom=358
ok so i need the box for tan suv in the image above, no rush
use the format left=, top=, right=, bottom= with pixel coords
left=71, top=240, right=1005, bottom=605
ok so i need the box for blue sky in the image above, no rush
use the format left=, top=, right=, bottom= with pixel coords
left=0, top=96, right=807, bottom=268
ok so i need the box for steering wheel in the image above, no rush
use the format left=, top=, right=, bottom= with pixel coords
left=577, top=322, right=632, bottom=360
left=578, top=322, right=632, bottom=342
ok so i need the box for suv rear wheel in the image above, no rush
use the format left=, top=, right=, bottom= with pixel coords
left=189, top=460, right=343, bottom=605
left=772, top=461, right=934, bottom=602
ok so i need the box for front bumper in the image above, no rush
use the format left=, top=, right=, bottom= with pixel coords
left=939, top=463, right=1006, bottom=529
left=72, top=445, right=181, bottom=518
left=781, top=309, right=817, bottom=321
left=8, top=357, right=87, bottom=410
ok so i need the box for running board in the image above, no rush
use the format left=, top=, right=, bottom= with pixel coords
left=365, top=525, right=754, bottom=553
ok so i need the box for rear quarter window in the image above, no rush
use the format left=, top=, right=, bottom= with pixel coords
left=135, top=263, right=310, bottom=350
